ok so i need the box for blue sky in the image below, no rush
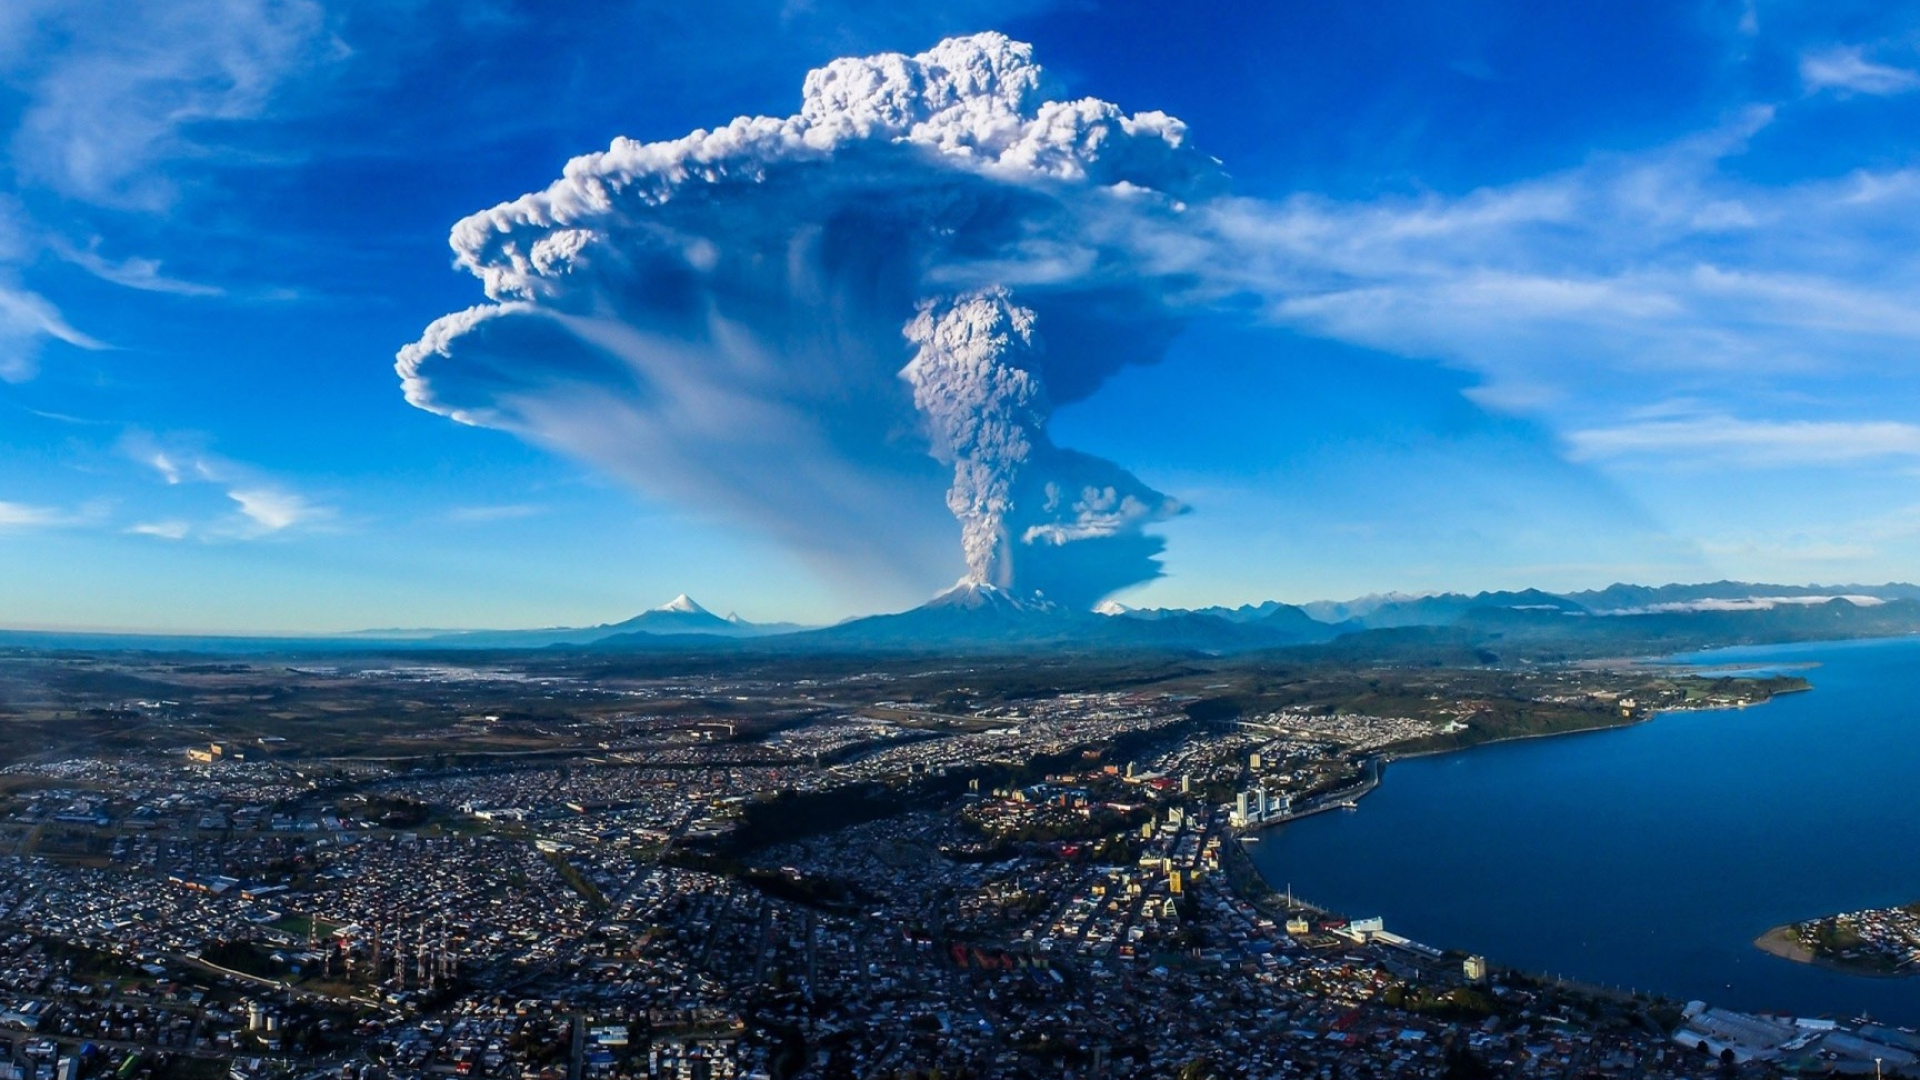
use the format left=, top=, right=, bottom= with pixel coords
left=3, top=0, right=1919, bottom=632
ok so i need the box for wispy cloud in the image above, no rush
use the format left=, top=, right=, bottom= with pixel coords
left=1800, top=46, right=1920, bottom=97
left=227, top=487, right=321, bottom=533
left=1145, top=105, right=1920, bottom=442
left=147, top=450, right=183, bottom=485
left=1568, top=415, right=1920, bottom=467
left=0, top=281, right=108, bottom=380
left=120, top=431, right=334, bottom=538
left=0, top=1, right=345, bottom=378
left=447, top=503, right=544, bottom=523
left=0, top=500, right=76, bottom=529
left=2, top=0, right=338, bottom=209
left=52, top=239, right=225, bottom=297
left=126, top=520, right=192, bottom=540
left=1696, top=504, right=1920, bottom=570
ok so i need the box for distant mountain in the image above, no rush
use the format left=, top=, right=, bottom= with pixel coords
left=1327, top=588, right=1588, bottom=630
left=1253, top=602, right=1342, bottom=639
left=6, top=580, right=1917, bottom=659
left=604, top=580, right=1920, bottom=656
left=1112, top=599, right=1308, bottom=625
left=1563, top=580, right=1920, bottom=614
left=726, top=611, right=811, bottom=635
left=800, top=582, right=1089, bottom=648
left=608, top=594, right=734, bottom=636
left=415, top=594, right=803, bottom=648
left=1098, top=597, right=1338, bottom=644
left=1443, top=595, right=1920, bottom=658
left=1297, top=592, right=1429, bottom=624
left=796, top=583, right=1343, bottom=653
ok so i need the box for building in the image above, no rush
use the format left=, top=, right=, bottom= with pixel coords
left=1232, top=786, right=1292, bottom=828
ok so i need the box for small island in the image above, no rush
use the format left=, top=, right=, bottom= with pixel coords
left=1757, top=902, right=1920, bottom=977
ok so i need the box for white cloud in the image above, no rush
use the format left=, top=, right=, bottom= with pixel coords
left=127, top=520, right=192, bottom=540
left=447, top=503, right=544, bottom=523
left=1115, top=104, right=1920, bottom=442
left=1567, top=415, right=1920, bottom=466
left=53, top=240, right=225, bottom=297
left=3, top=0, right=337, bottom=208
left=148, top=451, right=183, bottom=485
left=0, top=279, right=108, bottom=380
left=0, top=500, right=73, bottom=529
left=227, top=487, right=317, bottom=532
left=0, top=1, right=338, bottom=376
left=120, top=431, right=333, bottom=538
left=1800, top=46, right=1920, bottom=97
left=1693, top=503, right=1920, bottom=571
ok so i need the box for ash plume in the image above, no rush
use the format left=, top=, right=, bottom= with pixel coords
left=903, top=288, right=1179, bottom=607
left=398, top=33, right=1212, bottom=606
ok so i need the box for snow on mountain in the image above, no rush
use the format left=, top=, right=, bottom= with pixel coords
left=921, top=580, right=1064, bottom=614
left=1597, top=595, right=1889, bottom=615
left=1299, top=592, right=1432, bottom=623
left=655, top=594, right=711, bottom=615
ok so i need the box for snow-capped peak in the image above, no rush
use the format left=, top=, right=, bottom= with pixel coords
left=926, top=579, right=1061, bottom=614
left=655, top=594, right=710, bottom=615
left=1092, top=599, right=1131, bottom=616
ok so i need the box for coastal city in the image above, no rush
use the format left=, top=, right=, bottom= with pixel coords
left=0, top=649, right=1906, bottom=1079
left=12, top=0, right=1920, bottom=1076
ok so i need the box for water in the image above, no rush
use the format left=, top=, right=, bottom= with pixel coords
left=1247, top=636, right=1920, bottom=1023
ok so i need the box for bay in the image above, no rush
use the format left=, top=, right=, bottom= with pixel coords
left=1247, top=635, right=1920, bottom=1023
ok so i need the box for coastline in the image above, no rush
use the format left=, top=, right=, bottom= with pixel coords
left=1753, top=924, right=1913, bottom=980
left=1381, top=714, right=1651, bottom=763
left=1226, top=637, right=1920, bottom=1028
left=1233, top=661, right=1818, bottom=975
left=1238, top=675, right=1808, bottom=837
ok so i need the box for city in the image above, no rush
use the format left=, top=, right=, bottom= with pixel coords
left=7, top=3, right=1920, bottom=1076
left=0, top=648, right=1895, bottom=1079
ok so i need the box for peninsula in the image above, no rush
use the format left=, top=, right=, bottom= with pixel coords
left=1758, top=903, right=1920, bottom=977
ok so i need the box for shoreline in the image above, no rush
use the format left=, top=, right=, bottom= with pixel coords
left=1234, top=662, right=1817, bottom=979
left=1753, top=924, right=1914, bottom=980
left=1239, top=677, right=1806, bottom=836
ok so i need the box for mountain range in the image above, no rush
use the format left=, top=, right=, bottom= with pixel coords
left=595, top=580, right=1920, bottom=659
left=3, top=580, right=1917, bottom=658
left=572, top=579, right=1918, bottom=656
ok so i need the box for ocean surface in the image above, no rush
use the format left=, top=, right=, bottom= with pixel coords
left=1247, top=635, right=1920, bottom=1023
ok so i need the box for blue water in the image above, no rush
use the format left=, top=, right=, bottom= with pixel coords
left=1248, top=636, right=1920, bottom=1023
